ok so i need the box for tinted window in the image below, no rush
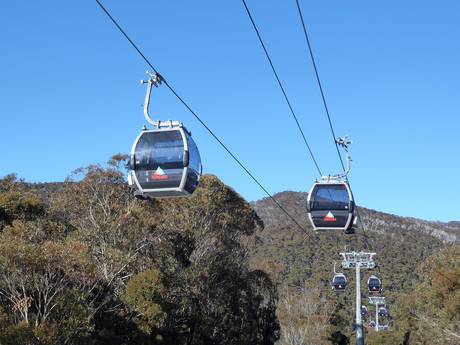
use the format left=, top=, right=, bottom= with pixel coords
left=334, top=276, right=346, bottom=284
left=187, top=134, right=201, bottom=173
left=311, top=184, right=350, bottom=211
left=135, top=130, right=184, bottom=170
left=369, top=278, right=380, bottom=285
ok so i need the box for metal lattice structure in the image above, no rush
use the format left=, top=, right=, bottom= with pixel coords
left=339, top=252, right=377, bottom=345
left=368, top=297, right=390, bottom=332
left=340, top=251, right=376, bottom=270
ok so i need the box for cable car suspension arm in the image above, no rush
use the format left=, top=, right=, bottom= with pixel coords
left=319, top=136, right=352, bottom=182
left=336, top=136, right=352, bottom=179
left=141, top=71, right=163, bottom=127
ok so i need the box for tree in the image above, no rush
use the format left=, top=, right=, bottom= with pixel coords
left=277, top=285, right=332, bottom=345
left=121, top=269, right=166, bottom=335
left=0, top=162, right=280, bottom=344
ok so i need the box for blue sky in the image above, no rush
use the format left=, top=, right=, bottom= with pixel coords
left=1, top=0, right=459, bottom=222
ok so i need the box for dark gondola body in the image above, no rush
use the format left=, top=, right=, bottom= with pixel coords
left=128, top=124, right=202, bottom=199
left=331, top=273, right=347, bottom=292
left=361, top=305, right=368, bottom=318
left=368, top=276, right=382, bottom=293
left=378, top=307, right=388, bottom=318
left=307, top=181, right=356, bottom=231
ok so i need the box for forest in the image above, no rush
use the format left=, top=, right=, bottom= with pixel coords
left=0, top=156, right=458, bottom=345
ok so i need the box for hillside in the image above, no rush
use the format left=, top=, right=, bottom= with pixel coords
left=248, top=191, right=459, bottom=344
left=248, top=191, right=450, bottom=288
left=1, top=174, right=458, bottom=345
left=0, top=170, right=279, bottom=345
left=252, top=191, right=459, bottom=244
left=22, top=185, right=460, bottom=245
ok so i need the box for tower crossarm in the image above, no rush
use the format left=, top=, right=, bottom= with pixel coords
left=340, top=251, right=376, bottom=270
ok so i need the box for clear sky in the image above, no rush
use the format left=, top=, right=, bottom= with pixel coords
left=1, top=1, right=459, bottom=222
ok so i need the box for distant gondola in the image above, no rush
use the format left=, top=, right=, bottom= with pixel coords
left=361, top=305, right=368, bottom=318
left=378, top=307, right=388, bottom=318
left=331, top=273, right=347, bottom=292
left=368, top=275, right=382, bottom=293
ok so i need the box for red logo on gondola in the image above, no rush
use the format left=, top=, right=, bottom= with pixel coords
left=324, top=211, right=336, bottom=222
left=151, top=167, right=169, bottom=180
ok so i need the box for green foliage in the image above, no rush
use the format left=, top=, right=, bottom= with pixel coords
left=0, top=322, right=38, bottom=345
left=388, top=246, right=460, bottom=345
left=277, top=285, right=332, bottom=345
left=53, top=288, right=95, bottom=344
left=1, top=170, right=457, bottom=344
left=0, top=191, right=45, bottom=223
left=249, top=191, right=458, bottom=344
left=0, top=167, right=279, bottom=345
left=33, top=322, right=58, bottom=345
left=121, top=269, right=166, bottom=334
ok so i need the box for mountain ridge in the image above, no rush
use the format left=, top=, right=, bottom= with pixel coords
left=251, top=190, right=459, bottom=244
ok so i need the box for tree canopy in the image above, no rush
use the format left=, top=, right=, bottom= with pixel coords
left=0, top=159, right=279, bottom=345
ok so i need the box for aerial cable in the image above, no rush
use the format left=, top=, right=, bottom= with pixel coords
left=294, top=0, right=373, bottom=247
left=94, top=0, right=315, bottom=240
left=294, top=0, right=345, bottom=172
left=356, top=207, right=374, bottom=250
left=240, top=0, right=323, bottom=177
left=241, top=0, right=362, bottom=240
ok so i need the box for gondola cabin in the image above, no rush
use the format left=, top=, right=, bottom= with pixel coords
left=307, top=180, right=356, bottom=232
left=331, top=273, right=347, bottom=292
left=128, top=122, right=202, bottom=199
left=368, top=275, right=382, bottom=293
left=361, top=305, right=368, bottom=318
left=378, top=307, right=388, bottom=318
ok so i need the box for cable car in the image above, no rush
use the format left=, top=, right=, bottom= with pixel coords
left=307, top=178, right=357, bottom=232
left=331, top=273, right=347, bottom=292
left=307, top=137, right=357, bottom=233
left=361, top=305, right=368, bottom=318
left=128, top=122, right=202, bottom=199
left=368, top=275, right=382, bottom=293
left=128, top=73, right=202, bottom=199
left=378, top=307, right=388, bottom=318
